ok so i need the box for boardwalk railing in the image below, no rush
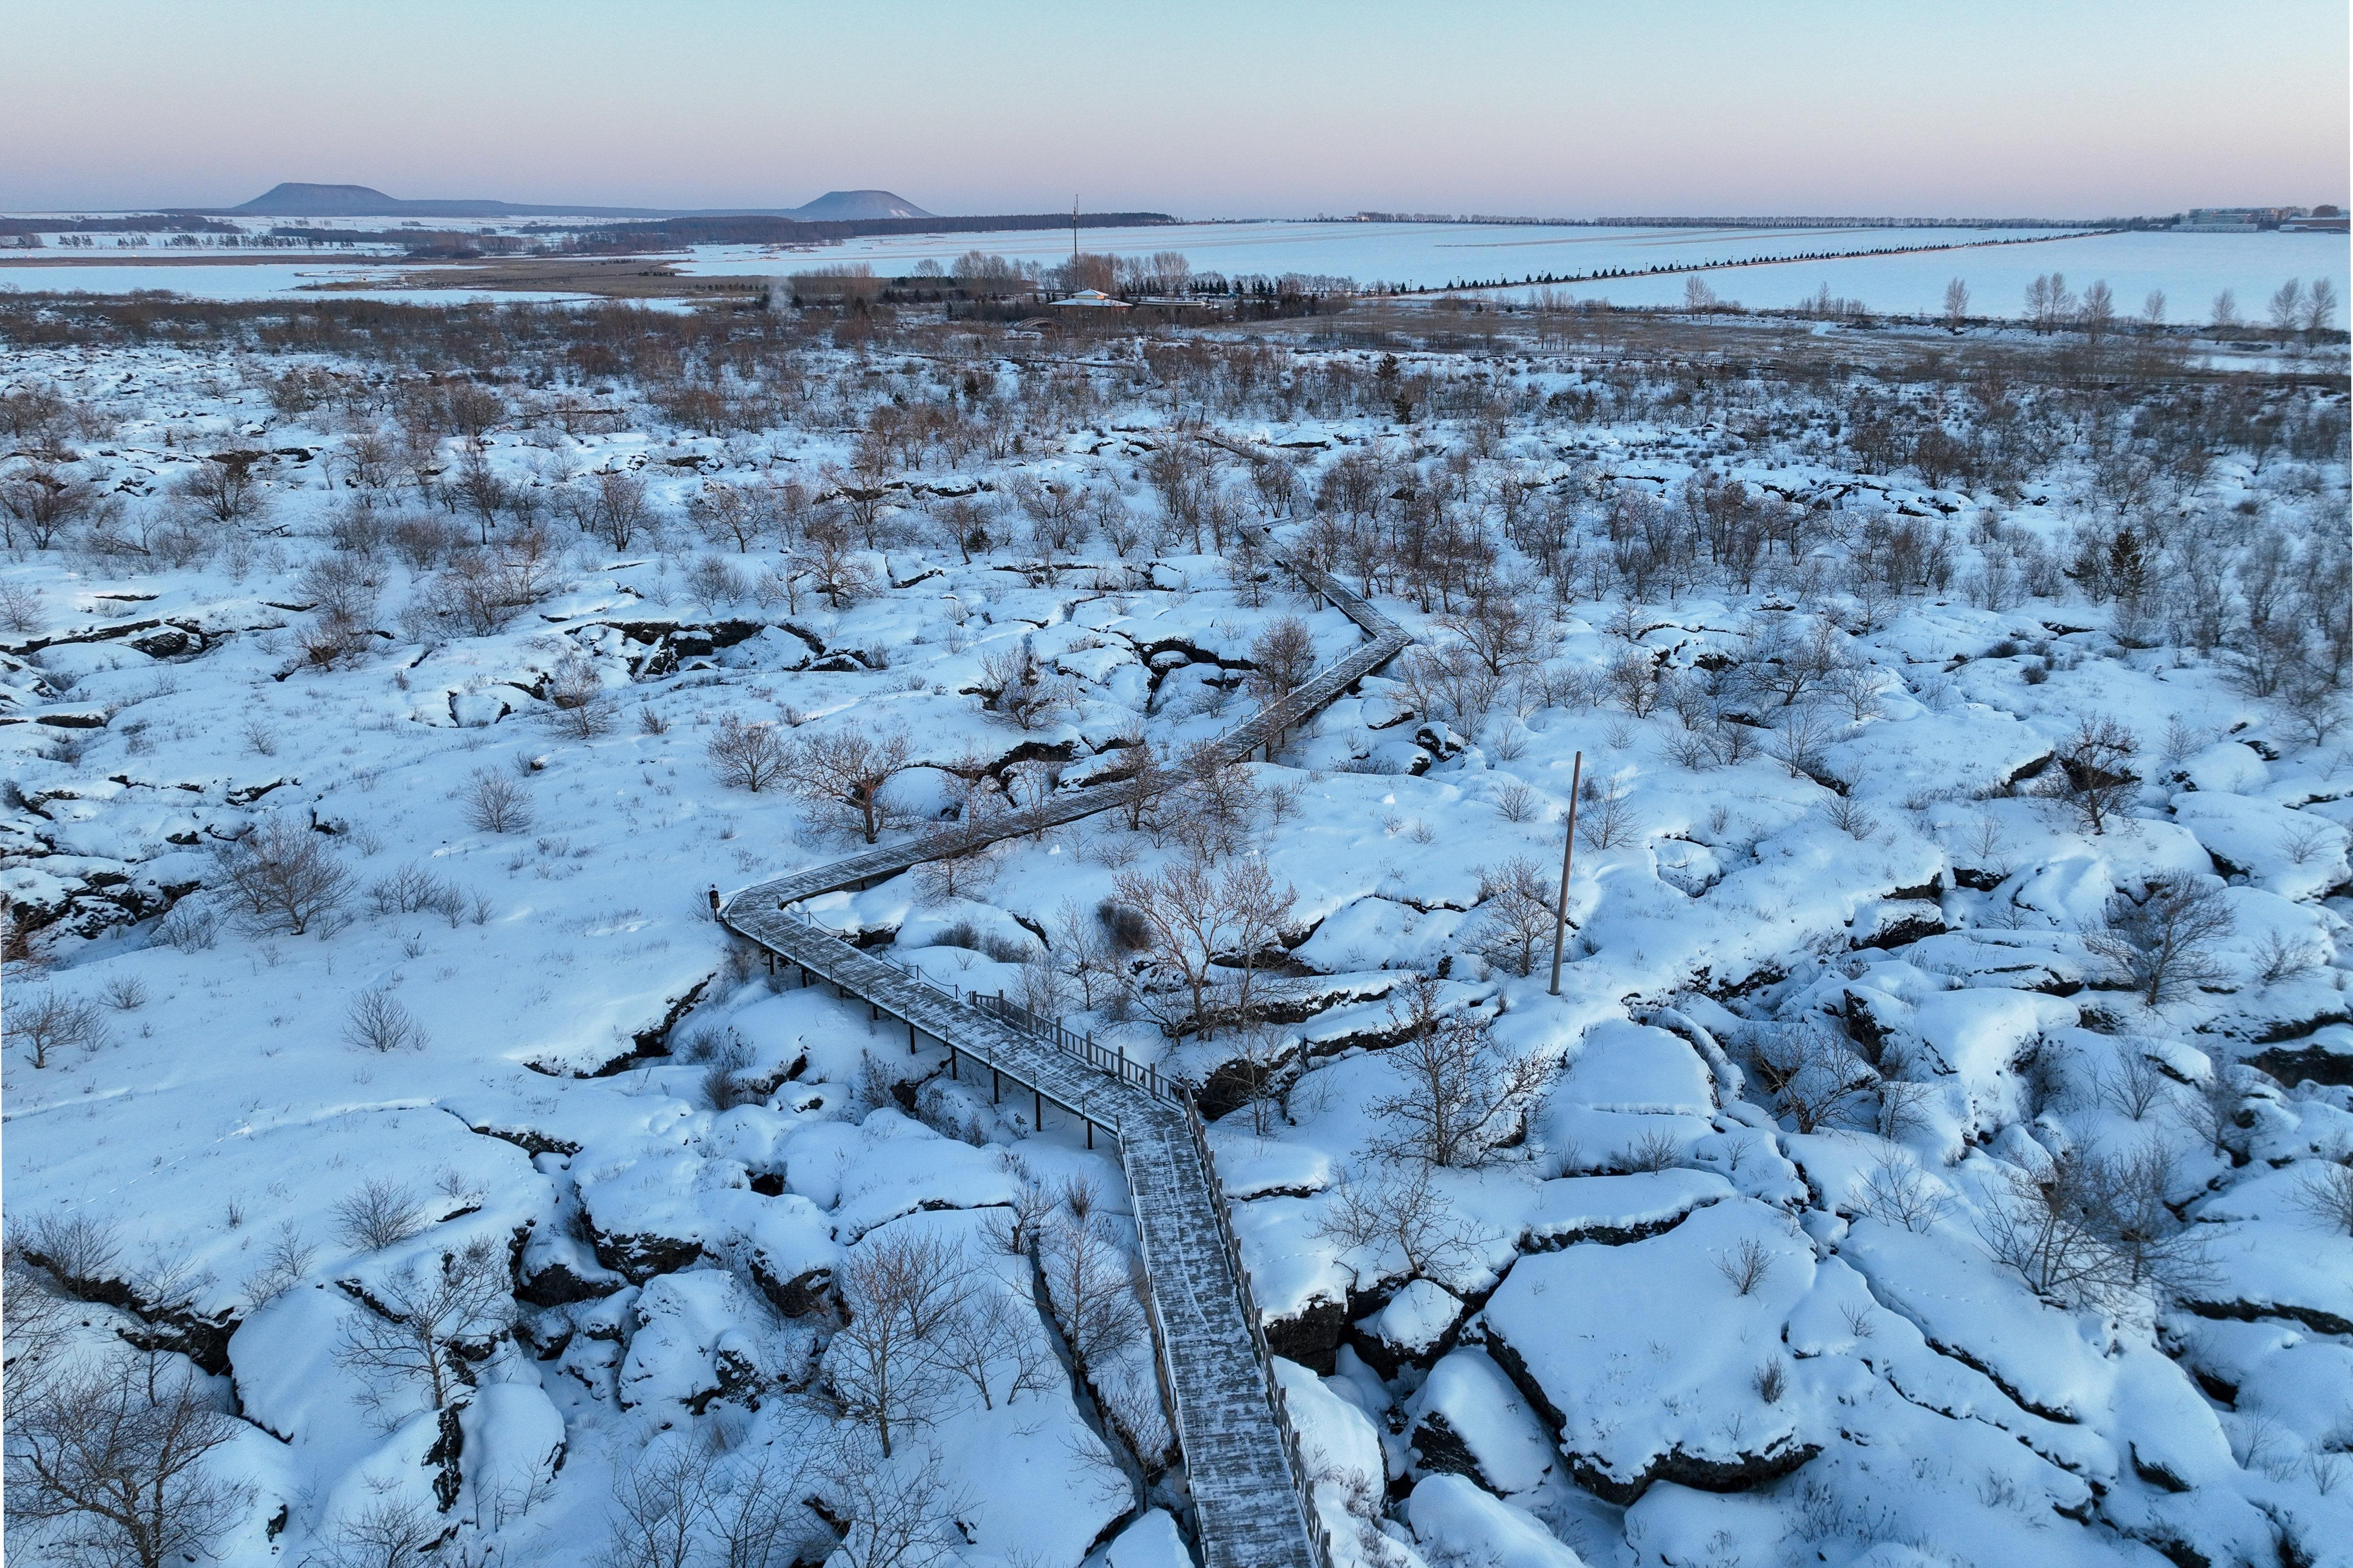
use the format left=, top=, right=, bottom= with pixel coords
left=1181, top=1090, right=1341, bottom=1568
left=719, top=526, right=1402, bottom=1568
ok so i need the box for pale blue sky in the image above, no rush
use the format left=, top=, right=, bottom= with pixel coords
left=10, top=0, right=2346, bottom=216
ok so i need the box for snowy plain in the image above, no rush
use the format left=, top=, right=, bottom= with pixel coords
left=2, top=282, right=2351, bottom=1568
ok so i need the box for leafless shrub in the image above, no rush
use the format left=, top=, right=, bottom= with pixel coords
left=1974, top=1149, right=2193, bottom=1309
left=22, top=1210, right=123, bottom=1292
left=246, top=1223, right=319, bottom=1307
left=1575, top=771, right=1637, bottom=850
left=1492, top=781, right=1540, bottom=822
left=701, top=1036, right=759, bottom=1112
left=10, top=988, right=111, bottom=1067
left=976, top=642, right=1075, bottom=730
left=2101, top=1049, right=2171, bottom=1120
left=0, top=579, right=46, bottom=632
left=330, top=1178, right=426, bottom=1252
left=211, top=816, right=353, bottom=936
left=1751, top=1016, right=1872, bottom=1133
left=1874, top=1077, right=1939, bottom=1141
left=2253, top=928, right=2325, bottom=985
left=1716, top=1235, right=1775, bottom=1295
left=929, top=1277, right=1054, bottom=1412
left=2084, top=874, right=2235, bottom=1007
left=1753, top=1358, right=1788, bottom=1404
left=344, top=988, right=425, bottom=1053
left=152, top=900, right=215, bottom=955
left=2049, top=715, right=2139, bottom=836
left=1767, top=704, right=1838, bottom=781
left=1853, top=1156, right=1952, bottom=1232
left=1617, top=1127, right=1683, bottom=1173
left=2295, top=1160, right=2353, bottom=1237
left=1039, top=1213, right=1147, bottom=1378
left=542, top=656, right=613, bottom=739
left=818, top=1436, right=971, bottom=1568
left=706, top=714, right=789, bottom=793
left=1823, top=795, right=1880, bottom=840
left=462, top=767, right=534, bottom=833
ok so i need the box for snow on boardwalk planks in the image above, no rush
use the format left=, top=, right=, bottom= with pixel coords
left=718, top=536, right=1395, bottom=1568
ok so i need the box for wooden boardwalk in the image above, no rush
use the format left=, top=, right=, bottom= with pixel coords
left=720, top=539, right=1404, bottom=1568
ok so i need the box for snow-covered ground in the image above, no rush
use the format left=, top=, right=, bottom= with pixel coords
left=3, top=291, right=2350, bottom=1568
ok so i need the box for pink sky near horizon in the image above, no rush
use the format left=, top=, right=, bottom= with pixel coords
left=11, top=0, right=2346, bottom=218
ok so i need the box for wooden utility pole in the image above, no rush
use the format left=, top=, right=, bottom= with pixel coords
left=1548, top=751, right=1583, bottom=996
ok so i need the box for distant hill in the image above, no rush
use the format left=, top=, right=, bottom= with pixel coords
left=220, top=182, right=932, bottom=221
left=787, top=190, right=932, bottom=221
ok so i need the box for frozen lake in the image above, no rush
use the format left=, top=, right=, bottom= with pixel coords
left=0, top=261, right=592, bottom=304
left=1, top=222, right=2342, bottom=322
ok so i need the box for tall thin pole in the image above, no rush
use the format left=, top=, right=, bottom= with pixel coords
left=1548, top=751, right=1583, bottom=996
left=1072, top=194, right=1080, bottom=264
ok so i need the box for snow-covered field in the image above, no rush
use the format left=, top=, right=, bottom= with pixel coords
left=3, top=288, right=2350, bottom=1568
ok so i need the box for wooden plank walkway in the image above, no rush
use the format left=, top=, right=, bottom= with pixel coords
left=719, top=537, right=1403, bottom=1568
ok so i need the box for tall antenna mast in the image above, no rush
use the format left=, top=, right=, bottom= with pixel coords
left=1072, top=194, right=1079, bottom=264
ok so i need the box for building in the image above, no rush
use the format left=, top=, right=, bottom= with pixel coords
left=1050, top=289, right=1131, bottom=310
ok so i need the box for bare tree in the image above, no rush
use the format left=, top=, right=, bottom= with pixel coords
left=335, top=1235, right=514, bottom=1418
left=1363, top=977, right=1548, bottom=1167
left=601, top=1437, right=711, bottom=1568
left=1750, top=1016, right=1872, bottom=1133
left=1470, top=857, right=1557, bottom=978
left=2267, top=279, right=2305, bottom=339
left=1110, top=852, right=1295, bottom=1040
left=1975, top=1152, right=2140, bottom=1309
left=781, top=728, right=915, bottom=844
left=706, top=714, right=789, bottom=793
left=1037, top=1214, right=1145, bottom=1382
left=0, top=462, right=100, bottom=549
left=2050, top=715, right=2138, bottom=836
left=1313, top=1161, right=1486, bottom=1282
left=1247, top=614, right=1318, bottom=729
left=2301, top=277, right=2339, bottom=336
left=2084, top=874, right=2235, bottom=1006
left=818, top=1437, right=969, bottom=1568
left=975, top=643, right=1073, bottom=731
left=6, top=1352, right=254, bottom=1568
left=928, top=1275, right=1052, bottom=1411
left=317, top=1496, right=442, bottom=1568
left=589, top=471, right=653, bottom=551
left=1942, top=277, right=1970, bottom=330
left=788, top=528, right=880, bottom=610
left=822, top=1231, right=970, bottom=1458
left=211, top=816, right=353, bottom=936
left=174, top=456, right=267, bottom=526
